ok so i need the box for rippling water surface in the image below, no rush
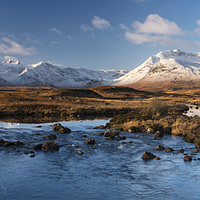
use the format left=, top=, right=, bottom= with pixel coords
left=0, top=119, right=200, bottom=200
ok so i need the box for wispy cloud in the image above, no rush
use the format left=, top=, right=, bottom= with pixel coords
left=131, top=0, right=150, bottom=3
left=50, top=28, right=62, bottom=34
left=0, top=37, right=36, bottom=55
left=122, top=14, right=194, bottom=48
left=91, top=16, right=111, bottom=30
left=81, top=16, right=111, bottom=36
left=194, top=20, right=200, bottom=35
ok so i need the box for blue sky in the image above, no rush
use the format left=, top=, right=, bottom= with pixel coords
left=1, top=0, right=200, bottom=70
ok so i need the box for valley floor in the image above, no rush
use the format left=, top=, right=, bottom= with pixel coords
left=0, top=85, right=200, bottom=123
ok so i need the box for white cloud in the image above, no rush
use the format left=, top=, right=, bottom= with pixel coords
left=67, top=36, right=72, bottom=40
left=50, top=28, right=62, bottom=34
left=80, top=24, right=94, bottom=32
left=123, top=14, right=191, bottom=48
left=194, top=20, right=200, bottom=35
left=91, top=16, right=111, bottom=30
left=3, top=55, right=18, bottom=61
left=120, top=24, right=129, bottom=31
left=0, top=37, right=36, bottom=55
left=133, top=14, right=183, bottom=35
left=125, top=32, right=193, bottom=48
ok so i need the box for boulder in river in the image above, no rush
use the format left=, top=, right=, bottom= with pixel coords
left=43, top=134, right=57, bottom=140
left=84, top=139, right=95, bottom=145
left=155, top=145, right=165, bottom=150
left=142, top=151, right=156, bottom=160
left=52, top=123, right=71, bottom=133
left=104, top=127, right=120, bottom=138
left=165, top=147, right=174, bottom=152
left=153, top=131, right=164, bottom=139
left=34, top=143, right=43, bottom=150
left=42, top=142, right=59, bottom=151
left=183, top=155, right=192, bottom=161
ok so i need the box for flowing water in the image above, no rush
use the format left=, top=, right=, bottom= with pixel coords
left=0, top=119, right=200, bottom=200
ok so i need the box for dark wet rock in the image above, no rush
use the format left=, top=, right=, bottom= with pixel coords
left=163, top=127, right=172, bottom=134
left=82, top=135, right=87, bottom=138
left=153, top=131, right=164, bottom=139
left=43, top=134, right=57, bottom=140
left=142, top=151, right=156, bottom=160
left=155, top=145, right=165, bottom=150
left=128, top=126, right=138, bottom=133
left=77, top=151, right=84, bottom=155
left=183, top=156, right=192, bottom=161
left=3, top=141, right=15, bottom=147
left=178, top=149, right=185, bottom=153
left=36, top=125, right=42, bottom=128
left=106, top=136, right=115, bottom=140
left=94, top=125, right=106, bottom=129
left=58, top=127, right=71, bottom=133
left=34, top=133, right=41, bottom=136
left=52, top=123, right=71, bottom=133
left=165, top=147, right=174, bottom=152
left=115, top=136, right=126, bottom=141
left=14, top=140, right=24, bottom=146
left=30, top=154, right=36, bottom=158
left=52, top=123, right=63, bottom=131
left=34, top=143, right=43, bottom=150
left=0, top=138, right=5, bottom=144
left=24, top=150, right=35, bottom=155
left=190, top=153, right=196, bottom=156
left=104, top=127, right=120, bottom=138
left=194, top=149, right=199, bottom=153
left=98, top=132, right=104, bottom=136
left=42, top=142, right=59, bottom=151
left=84, top=139, right=95, bottom=145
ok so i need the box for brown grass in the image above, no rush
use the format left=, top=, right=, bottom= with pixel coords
left=0, top=85, right=199, bottom=123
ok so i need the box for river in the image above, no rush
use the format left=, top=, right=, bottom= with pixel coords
left=0, top=119, right=200, bottom=200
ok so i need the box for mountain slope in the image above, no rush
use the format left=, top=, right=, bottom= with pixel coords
left=0, top=60, right=127, bottom=88
left=116, top=49, right=200, bottom=91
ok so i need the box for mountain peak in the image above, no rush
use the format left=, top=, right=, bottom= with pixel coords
left=2, top=59, right=21, bottom=65
left=116, top=49, right=200, bottom=91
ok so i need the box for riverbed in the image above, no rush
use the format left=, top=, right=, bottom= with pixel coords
left=0, top=119, right=200, bottom=200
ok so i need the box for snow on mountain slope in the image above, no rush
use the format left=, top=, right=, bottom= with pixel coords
left=0, top=60, right=127, bottom=88
left=116, top=49, right=200, bottom=88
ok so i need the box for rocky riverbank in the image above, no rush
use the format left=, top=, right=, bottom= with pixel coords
left=108, top=103, right=200, bottom=151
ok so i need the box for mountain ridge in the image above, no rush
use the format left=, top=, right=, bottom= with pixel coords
left=0, top=60, right=128, bottom=88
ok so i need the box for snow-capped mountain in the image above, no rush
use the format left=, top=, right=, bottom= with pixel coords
left=0, top=60, right=128, bottom=88
left=116, top=49, right=200, bottom=91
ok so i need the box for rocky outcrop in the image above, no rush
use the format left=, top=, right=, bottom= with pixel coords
left=52, top=123, right=71, bottom=133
